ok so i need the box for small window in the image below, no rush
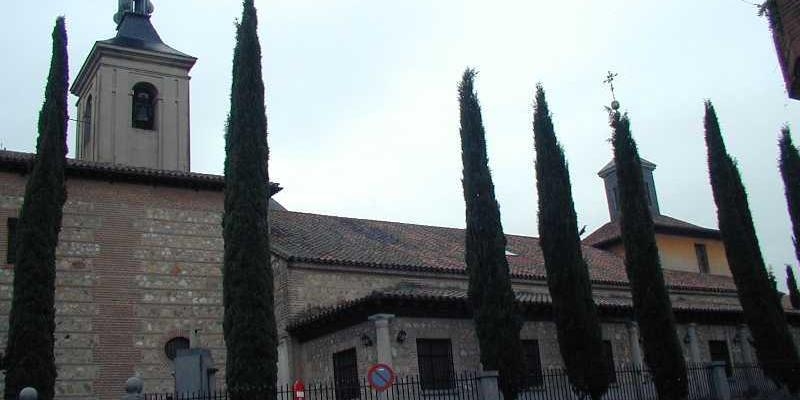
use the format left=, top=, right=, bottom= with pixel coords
left=82, top=96, right=92, bottom=148
left=612, top=187, right=619, bottom=212
left=523, top=340, right=543, bottom=387
left=603, top=340, right=617, bottom=384
left=709, top=340, right=732, bottom=377
left=695, top=244, right=710, bottom=274
left=417, top=339, right=455, bottom=390
left=6, top=218, right=18, bottom=264
left=164, top=337, right=190, bottom=360
left=333, top=348, right=359, bottom=400
left=644, top=182, right=652, bottom=206
left=132, top=82, right=157, bottom=130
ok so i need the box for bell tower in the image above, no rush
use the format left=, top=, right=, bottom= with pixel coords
left=70, top=0, right=196, bottom=172
left=598, top=157, right=661, bottom=221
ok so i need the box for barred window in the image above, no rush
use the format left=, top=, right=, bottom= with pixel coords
left=333, top=348, right=359, bottom=400
left=709, top=340, right=732, bottom=377
left=417, top=339, right=455, bottom=390
left=603, top=340, right=617, bottom=384
left=523, top=340, right=543, bottom=387
left=6, top=218, right=18, bottom=264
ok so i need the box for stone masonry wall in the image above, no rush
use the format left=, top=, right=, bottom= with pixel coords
left=298, top=316, right=768, bottom=385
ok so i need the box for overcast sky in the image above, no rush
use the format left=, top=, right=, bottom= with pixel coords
left=2, top=1, right=800, bottom=288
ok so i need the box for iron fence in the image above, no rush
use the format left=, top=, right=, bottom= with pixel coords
left=144, top=371, right=482, bottom=400
left=143, top=363, right=793, bottom=400
left=514, top=363, right=715, bottom=400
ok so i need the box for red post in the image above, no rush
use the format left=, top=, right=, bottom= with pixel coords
left=293, top=379, right=305, bottom=400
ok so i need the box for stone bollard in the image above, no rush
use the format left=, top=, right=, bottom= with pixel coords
left=122, top=376, right=144, bottom=400
left=709, top=362, right=731, bottom=400
left=478, top=370, right=501, bottom=400
left=19, top=387, right=37, bottom=400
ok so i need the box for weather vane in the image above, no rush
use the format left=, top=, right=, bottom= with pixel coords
left=603, top=70, right=620, bottom=111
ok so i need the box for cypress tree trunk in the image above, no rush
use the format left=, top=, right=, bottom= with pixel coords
left=779, top=127, right=800, bottom=264
left=3, top=17, right=68, bottom=400
left=222, top=1, right=277, bottom=398
left=458, top=69, right=526, bottom=400
left=610, top=110, right=688, bottom=400
left=705, top=101, right=800, bottom=392
left=533, top=84, right=609, bottom=400
left=786, top=265, right=800, bottom=310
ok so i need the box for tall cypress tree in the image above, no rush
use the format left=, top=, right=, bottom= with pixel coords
left=222, top=1, right=277, bottom=397
left=533, top=84, right=609, bottom=400
left=458, top=69, right=525, bottom=400
left=3, top=17, right=68, bottom=400
left=705, top=101, right=800, bottom=392
left=610, top=110, right=688, bottom=400
left=779, top=127, right=800, bottom=264
left=786, top=265, right=800, bottom=310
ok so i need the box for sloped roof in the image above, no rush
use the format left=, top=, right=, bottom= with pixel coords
left=269, top=210, right=735, bottom=293
left=583, top=214, right=721, bottom=248
left=288, top=283, right=797, bottom=339
left=100, top=13, right=192, bottom=58
left=597, top=157, right=656, bottom=177
left=0, top=150, right=280, bottom=194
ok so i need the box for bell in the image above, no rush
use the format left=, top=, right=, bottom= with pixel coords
left=133, top=91, right=152, bottom=123
left=134, top=104, right=150, bottom=123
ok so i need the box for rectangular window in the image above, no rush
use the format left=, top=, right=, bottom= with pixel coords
left=333, top=348, right=360, bottom=400
left=709, top=340, right=732, bottom=377
left=6, top=218, right=18, bottom=264
left=417, top=339, right=455, bottom=390
left=603, top=340, right=617, bottom=384
left=695, top=244, right=710, bottom=273
left=523, top=340, right=544, bottom=387
left=644, top=182, right=652, bottom=206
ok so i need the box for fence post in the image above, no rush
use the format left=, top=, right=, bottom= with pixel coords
left=478, top=370, right=501, bottom=400
left=18, top=387, right=37, bottom=400
left=122, top=376, right=144, bottom=400
left=709, top=362, right=731, bottom=400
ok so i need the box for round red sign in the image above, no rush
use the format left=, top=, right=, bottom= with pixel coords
left=367, top=363, right=396, bottom=392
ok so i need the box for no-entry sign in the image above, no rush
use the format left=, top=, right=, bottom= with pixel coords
left=367, top=363, right=396, bottom=392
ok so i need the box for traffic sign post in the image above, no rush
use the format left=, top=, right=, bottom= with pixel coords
left=367, top=363, right=396, bottom=393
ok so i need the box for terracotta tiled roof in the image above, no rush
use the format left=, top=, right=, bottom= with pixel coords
left=288, top=283, right=796, bottom=332
left=583, top=214, right=721, bottom=248
left=269, top=210, right=736, bottom=293
left=0, top=150, right=280, bottom=193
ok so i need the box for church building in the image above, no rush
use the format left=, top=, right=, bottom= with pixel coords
left=0, top=2, right=798, bottom=399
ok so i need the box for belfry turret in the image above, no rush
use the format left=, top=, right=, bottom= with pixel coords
left=71, top=0, right=196, bottom=171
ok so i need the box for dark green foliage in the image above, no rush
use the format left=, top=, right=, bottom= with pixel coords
left=704, top=101, right=800, bottom=393
left=3, top=17, right=68, bottom=400
left=786, top=265, right=800, bottom=310
left=779, top=127, right=800, bottom=264
left=222, top=1, right=277, bottom=398
left=610, top=110, right=688, bottom=400
left=458, top=69, right=525, bottom=400
left=533, top=84, right=609, bottom=400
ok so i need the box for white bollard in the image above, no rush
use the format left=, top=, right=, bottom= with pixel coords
left=122, top=376, right=144, bottom=400
left=19, top=387, right=38, bottom=400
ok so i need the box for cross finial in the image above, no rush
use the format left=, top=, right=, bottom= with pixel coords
left=603, top=70, right=620, bottom=110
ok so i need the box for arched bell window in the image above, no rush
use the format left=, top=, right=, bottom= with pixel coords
left=132, top=82, right=157, bottom=130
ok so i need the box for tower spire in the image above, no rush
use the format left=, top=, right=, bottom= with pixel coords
left=114, top=0, right=154, bottom=25
left=603, top=70, right=621, bottom=111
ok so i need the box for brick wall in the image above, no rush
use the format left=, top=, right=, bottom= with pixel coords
left=0, top=172, right=228, bottom=399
